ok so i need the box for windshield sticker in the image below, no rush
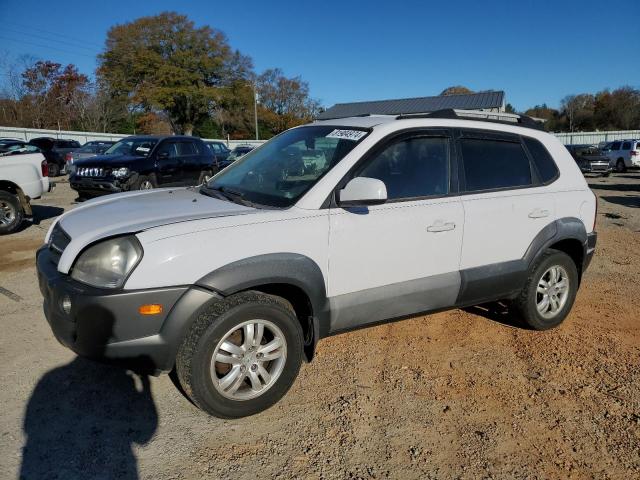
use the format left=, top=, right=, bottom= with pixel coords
left=326, top=129, right=367, bottom=141
left=136, top=147, right=150, bottom=152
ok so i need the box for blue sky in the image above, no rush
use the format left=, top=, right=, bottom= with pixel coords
left=1, top=0, right=638, bottom=111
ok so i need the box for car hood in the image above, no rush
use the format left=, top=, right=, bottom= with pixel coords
left=75, top=154, right=146, bottom=167
left=579, top=154, right=609, bottom=162
left=52, top=187, right=256, bottom=273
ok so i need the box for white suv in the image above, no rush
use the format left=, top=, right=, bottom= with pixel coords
left=602, top=139, right=640, bottom=172
left=37, top=110, right=597, bottom=418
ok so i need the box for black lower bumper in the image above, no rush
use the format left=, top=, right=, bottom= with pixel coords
left=69, top=177, right=124, bottom=196
left=36, top=247, right=219, bottom=374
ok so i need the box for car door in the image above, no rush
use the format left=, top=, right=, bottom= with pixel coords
left=327, top=130, right=464, bottom=333
left=176, top=140, right=201, bottom=185
left=455, top=129, right=556, bottom=301
left=621, top=141, right=632, bottom=166
left=155, top=140, right=181, bottom=186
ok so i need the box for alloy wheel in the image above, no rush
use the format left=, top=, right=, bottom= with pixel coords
left=210, top=319, right=287, bottom=401
left=0, top=200, right=16, bottom=226
left=536, top=265, right=570, bottom=319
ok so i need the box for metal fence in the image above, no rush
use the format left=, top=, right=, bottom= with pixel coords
left=3, top=124, right=639, bottom=149
left=553, top=130, right=640, bottom=145
left=0, top=125, right=266, bottom=148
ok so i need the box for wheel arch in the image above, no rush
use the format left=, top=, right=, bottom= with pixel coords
left=0, top=180, right=30, bottom=216
left=195, top=253, right=329, bottom=362
left=524, top=217, right=588, bottom=279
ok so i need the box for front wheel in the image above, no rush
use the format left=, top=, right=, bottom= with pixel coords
left=133, top=174, right=157, bottom=190
left=176, top=291, right=303, bottom=418
left=513, top=249, right=579, bottom=330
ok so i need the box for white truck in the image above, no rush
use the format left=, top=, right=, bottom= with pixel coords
left=0, top=151, right=51, bottom=234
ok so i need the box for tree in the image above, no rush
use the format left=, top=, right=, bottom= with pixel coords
left=560, top=94, right=595, bottom=132
left=440, top=86, right=474, bottom=96
left=98, top=12, right=253, bottom=135
left=505, top=103, right=517, bottom=114
left=256, top=68, right=320, bottom=134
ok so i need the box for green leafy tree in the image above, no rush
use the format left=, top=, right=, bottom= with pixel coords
left=439, top=86, right=474, bottom=96
left=98, top=11, right=252, bottom=135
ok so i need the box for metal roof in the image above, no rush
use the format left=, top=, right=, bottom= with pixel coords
left=317, top=91, right=505, bottom=120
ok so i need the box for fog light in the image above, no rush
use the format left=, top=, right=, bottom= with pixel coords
left=61, top=295, right=72, bottom=314
left=139, top=304, right=163, bottom=315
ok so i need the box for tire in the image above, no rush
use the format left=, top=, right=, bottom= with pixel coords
left=0, top=191, right=24, bottom=235
left=512, top=249, right=579, bottom=330
left=133, top=174, right=157, bottom=190
left=616, top=159, right=626, bottom=173
left=176, top=291, right=304, bottom=418
left=48, top=162, right=60, bottom=177
left=602, top=172, right=610, bottom=177
left=197, top=170, right=214, bottom=185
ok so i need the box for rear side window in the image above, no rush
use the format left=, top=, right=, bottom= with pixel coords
left=622, top=142, right=631, bottom=150
left=611, top=142, right=621, bottom=150
left=177, top=142, right=197, bottom=156
left=460, top=138, right=532, bottom=191
left=356, top=136, right=450, bottom=200
left=523, top=137, right=559, bottom=183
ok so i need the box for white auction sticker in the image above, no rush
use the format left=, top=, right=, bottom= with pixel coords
left=326, top=129, right=367, bottom=141
left=136, top=147, right=150, bottom=152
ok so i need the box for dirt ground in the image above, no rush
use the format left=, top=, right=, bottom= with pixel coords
left=1, top=174, right=639, bottom=480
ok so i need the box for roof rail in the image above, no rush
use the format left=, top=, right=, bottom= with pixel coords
left=396, top=109, right=545, bottom=131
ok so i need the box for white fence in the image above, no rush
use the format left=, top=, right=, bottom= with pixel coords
left=3, top=124, right=639, bottom=149
left=553, top=130, right=640, bottom=145
left=0, top=126, right=266, bottom=149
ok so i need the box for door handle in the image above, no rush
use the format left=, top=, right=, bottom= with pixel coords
left=528, top=208, right=550, bottom=219
left=427, top=221, right=456, bottom=232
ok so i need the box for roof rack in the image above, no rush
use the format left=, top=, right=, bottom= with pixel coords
left=396, top=109, right=544, bottom=131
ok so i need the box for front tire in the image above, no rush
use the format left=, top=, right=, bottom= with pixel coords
left=134, top=174, right=157, bottom=190
left=0, top=191, right=23, bottom=235
left=176, top=291, right=304, bottom=418
left=513, top=249, right=579, bottom=330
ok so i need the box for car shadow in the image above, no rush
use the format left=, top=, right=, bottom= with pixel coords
left=20, top=317, right=158, bottom=480
left=589, top=183, right=640, bottom=192
left=462, top=301, right=529, bottom=329
left=31, top=205, right=65, bottom=224
left=600, top=195, right=640, bottom=208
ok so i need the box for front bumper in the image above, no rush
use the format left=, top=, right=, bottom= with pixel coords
left=69, top=173, right=139, bottom=196
left=36, top=246, right=219, bottom=373
left=580, top=162, right=611, bottom=174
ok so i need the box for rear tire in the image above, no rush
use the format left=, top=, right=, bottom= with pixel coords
left=512, top=249, right=579, bottom=330
left=48, top=163, right=60, bottom=177
left=176, top=291, right=304, bottom=418
left=616, top=159, right=626, bottom=173
left=198, top=170, right=214, bottom=185
left=0, top=191, right=24, bottom=235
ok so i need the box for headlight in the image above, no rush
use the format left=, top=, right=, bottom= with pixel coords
left=71, top=236, right=143, bottom=288
left=112, top=167, right=129, bottom=178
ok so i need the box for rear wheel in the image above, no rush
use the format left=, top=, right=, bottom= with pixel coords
left=616, top=159, right=626, bottom=173
left=176, top=291, right=304, bottom=418
left=48, top=162, right=60, bottom=177
left=513, top=249, right=579, bottom=330
left=0, top=191, right=24, bottom=235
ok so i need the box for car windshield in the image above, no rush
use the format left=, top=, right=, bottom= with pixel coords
left=576, top=146, right=602, bottom=156
left=104, top=138, right=158, bottom=157
left=204, top=125, right=369, bottom=208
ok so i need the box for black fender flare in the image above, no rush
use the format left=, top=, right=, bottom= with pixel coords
left=196, top=253, right=330, bottom=356
left=523, top=217, right=588, bottom=269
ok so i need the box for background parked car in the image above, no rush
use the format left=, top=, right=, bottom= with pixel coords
left=565, top=144, right=612, bottom=176
left=601, top=139, right=640, bottom=172
left=27, top=137, right=81, bottom=177
left=0, top=139, right=42, bottom=157
left=70, top=135, right=214, bottom=199
left=65, top=140, right=116, bottom=174
left=220, top=145, right=254, bottom=170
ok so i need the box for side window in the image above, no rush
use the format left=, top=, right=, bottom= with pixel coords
left=355, top=136, right=450, bottom=200
left=157, top=141, right=178, bottom=158
left=622, top=141, right=631, bottom=150
left=523, top=137, right=559, bottom=184
left=611, top=142, right=621, bottom=151
left=177, top=142, right=197, bottom=156
left=460, top=137, right=532, bottom=191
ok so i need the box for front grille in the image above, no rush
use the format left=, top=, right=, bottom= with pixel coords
left=76, top=166, right=108, bottom=177
left=48, top=223, right=71, bottom=265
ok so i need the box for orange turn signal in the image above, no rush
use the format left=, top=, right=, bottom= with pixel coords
left=138, top=304, right=163, bottom=315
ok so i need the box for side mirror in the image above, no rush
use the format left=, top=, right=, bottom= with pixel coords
left=338, top=177, right=387, bottom=207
